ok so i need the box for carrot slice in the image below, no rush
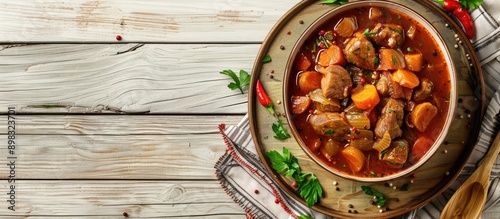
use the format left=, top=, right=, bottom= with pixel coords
left=392, top=69, right=420, bottom=89
left=298, top=71, right=322, bottom=94
left=408, top=136, right=434, bottom=164
left=341, top=146, right=365, bottom=173
left=404, top=52, right=424, bottom=72
left=334, top=16, right=358, bottom=38
left=294, top=53, right=311, bottom=71
left=378, top=49, right=406, bottom=70
left=351, top=84, right=380, bottom=110
left=410, top=102, right=438, bottom=132
left=317, top=45, right=346, bottom=67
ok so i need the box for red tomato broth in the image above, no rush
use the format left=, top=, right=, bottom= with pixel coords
left=288, top=6, right=451, bottom=178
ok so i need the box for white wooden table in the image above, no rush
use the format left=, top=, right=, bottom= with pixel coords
left=0, top=0, right=498, bottom=218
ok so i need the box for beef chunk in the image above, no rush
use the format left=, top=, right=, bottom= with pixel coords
left=375, top=98, right=404, bottom=139
left=381, top=139, right=409, bottom=168
left=413, top=78, right=434, bottom=102
left=367, top=23, right=404, bottom=48
left=316, top=64, right=352, bottom=100
left=344, top=32, right=378, bottom=70
left=307, top=112, right=351, bottom=140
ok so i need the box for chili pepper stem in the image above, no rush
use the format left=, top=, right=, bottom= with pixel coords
left=265, top=104, right=275, bottom=116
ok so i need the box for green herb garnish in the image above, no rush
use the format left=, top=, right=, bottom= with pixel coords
left=398, top=142, right=406, bottom=148
left=391, top=55, right=397, bottom=65
left=320, top=0, right=348, bottom=5
left=361, top=186, right=388, bottom=206
left=363, top=28, right=376, bottom=36
left=458, top=0, right=483, bottom=9
left=219, top=69, right=250, bottom=94
left=324, top=129, right=335, bottom=135
left=400, top=183, right=410, bottom=191
left=262, top=54, right=272, bottom=63
left=374, top=57, right=380, bottom=65
left=390, top=27, right=402, bottom=34
left=407, top=46, right=414, bottom=52
left=272, top=119, right=291, bottom=140
left=266, top=148, right=323, bottom=207
left=380, top=149, right=388, bottom=159
left=321, top=36, right=330, bottom=48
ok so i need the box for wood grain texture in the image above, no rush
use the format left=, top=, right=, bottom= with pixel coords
left=0, top=180, right=244, bottom=217
left=0, top=0, right=299, bottom=43
left=0, top=115, right=242, bottom=179
left=0, top=44, right=254, bottom=114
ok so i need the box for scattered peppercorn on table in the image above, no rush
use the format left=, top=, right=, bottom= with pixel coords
left=0, top=0, right=499, bottom=218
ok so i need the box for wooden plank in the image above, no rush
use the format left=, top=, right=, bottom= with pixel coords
left=2, top=115, right=242, bottom=135
left=0, top=0, right=300, bottom=43
left=0, top=44, right=255, bottom=114
left=0, top=115, right=243, bottom=179
left=0, top=180, right=244, bottom=217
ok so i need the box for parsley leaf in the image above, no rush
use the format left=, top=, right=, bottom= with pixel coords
left=272, top=119, right=291, bottom=140
left=400, top=183, right=410, bottom=191
left=298, top=215, right=313, bottom=219
left=380, top=149, right=388, bottom=159
left=363, top=28, right=376, bottom=36
left=324, top=129, right=335, bottom=135
left=459, top=0, right=483, bottom=9
left=361, top=186, right=388, bottom=206
left=219, top=69, right=250, bottom=94
left=321, top=0, right=348, bottom=5
left=266, top=148, right=323, bottom=207
left=389, top=27, right=402, bottom=34
left=262, top=54, right=272, bottom=63
left=398, top=142, right=406, bottom=148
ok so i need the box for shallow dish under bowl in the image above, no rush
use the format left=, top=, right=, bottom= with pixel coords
left=249, top=0, right=483, bottom=217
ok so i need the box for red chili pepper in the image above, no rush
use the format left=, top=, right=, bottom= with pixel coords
left=442, top=0, right=461, bottom=11
left=256, top=79, right=275, bottom=115
left=453, top=6, right=475, bottom=39
left=435, top=0, right=475, bottom=39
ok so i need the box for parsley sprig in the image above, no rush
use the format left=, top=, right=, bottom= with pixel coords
left=266, top=148, right=323, bottom=207
left=361, top=186, right=388, bottom=206
left=219, top=69, right=250, bottom=94
left=459, top=0, right=482, bottom=9
left=362, top=28, right=376, bottom=36
left=272, top=119, right=291, bottom=140
left=321, top=0, right=348, bottom=5
left=434, top=0, right=482, bottom=9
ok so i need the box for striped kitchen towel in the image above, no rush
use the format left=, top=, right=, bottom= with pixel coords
left=215, top=1, right=500, bottom=218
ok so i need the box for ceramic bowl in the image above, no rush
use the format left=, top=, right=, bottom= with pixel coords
left=283, top=0, right=457, bottom=182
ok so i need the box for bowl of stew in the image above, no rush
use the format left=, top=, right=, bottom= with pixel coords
left=284, top=1, right=456, bottom=182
